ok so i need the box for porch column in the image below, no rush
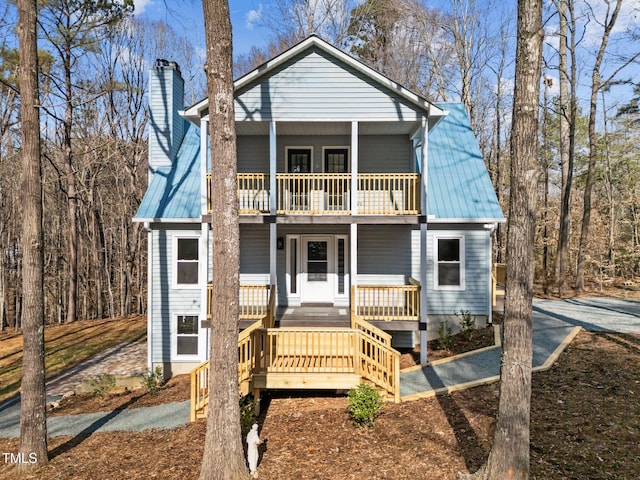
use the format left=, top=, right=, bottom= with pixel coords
left=270, top=224, right=277, bottom=286
left=350, top=121, right=358, bottom=214
left=350, top=223, right=358, bottom=312
left=419, top=116, right=429, bottom=365
left=269, top=121, right=277, bottom=215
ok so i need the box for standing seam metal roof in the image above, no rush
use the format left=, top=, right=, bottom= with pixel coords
left=134, top=123, right=201, bottom=221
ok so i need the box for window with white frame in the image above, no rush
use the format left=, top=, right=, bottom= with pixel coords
left=175, top=237, right=199, bottom=286
left=435, top=236, right=465, bottom=289
left=175, top=314, right=199, bottom=356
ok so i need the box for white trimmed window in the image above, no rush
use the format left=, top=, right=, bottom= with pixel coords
left=175, top=237, right=199, bottom=287
left=435, top=236, right=465, bottom=290
left=175, top=314, right=199, bottom=357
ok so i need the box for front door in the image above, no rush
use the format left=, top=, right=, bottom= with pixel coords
left=301, top=236, right=334, bottom=304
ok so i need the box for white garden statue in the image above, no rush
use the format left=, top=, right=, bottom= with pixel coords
left=246, top=423, right=262, bottom=477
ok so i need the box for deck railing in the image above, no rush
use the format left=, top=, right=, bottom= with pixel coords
left=192, top=284, right=275, bottom=421
left=276, top=173, right=351, bottom=214
left=354, top=284, right=420, bottom=321
left=255, top=328, right=357, bottom=374
left=206, top=173, right=421, bottom=215
left=237, top=173, right=270, bottom=213
left=358, top=174, right=420, bottom=214
left=207, top=283, right=272, bottom=320
left=253, top=326, right=400, bottom=401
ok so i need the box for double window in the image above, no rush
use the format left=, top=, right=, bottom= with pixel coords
left=435, top=236, right=465, bottom=290
left=175, top=237, right=199, bottom=287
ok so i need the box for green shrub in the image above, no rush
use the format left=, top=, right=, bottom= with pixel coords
left=141, top=367, right=164, bottom=395
left=240, top=394, right=259, bottom=434
left=437, top=321, right=454, bottom=350
left=347, top=384, right=384, bottom=427
left=456, top=310, right=476, bottom=341
left=89, top=373, right=116, bottom=398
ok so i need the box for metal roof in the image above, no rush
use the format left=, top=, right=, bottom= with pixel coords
left=135, top=104, right=504, bottom=222
left=427, top=103, right=504, bottom=221
left=134, top=123, right=201, bottom=222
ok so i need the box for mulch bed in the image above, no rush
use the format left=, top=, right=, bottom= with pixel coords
left=2, top=330, right=639, bottom=479
left=399, top=325, right=497, bottom=369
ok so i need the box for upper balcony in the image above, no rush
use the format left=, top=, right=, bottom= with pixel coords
left=206, top=172, right=421, bottom=217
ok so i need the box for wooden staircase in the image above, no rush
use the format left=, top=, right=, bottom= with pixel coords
left=190, top=286, right=401, bottom=421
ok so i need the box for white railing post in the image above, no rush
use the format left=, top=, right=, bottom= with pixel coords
left=351, top=121, right=358, bottom=214
left=269, top=121, right=277, bottom=215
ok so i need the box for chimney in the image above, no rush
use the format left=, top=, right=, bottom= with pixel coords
left=148, top=59, right=185, bottom=172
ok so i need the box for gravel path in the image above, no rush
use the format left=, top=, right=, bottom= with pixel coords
left=400, top=297, right=639, bottom=398
left=1, top=297, right=637, bottom=438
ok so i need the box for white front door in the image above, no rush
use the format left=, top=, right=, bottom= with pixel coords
left=301, top=236, right=334, bottom=304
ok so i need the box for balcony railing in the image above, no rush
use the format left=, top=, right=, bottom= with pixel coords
left=207, top=173, right=421, bottom=215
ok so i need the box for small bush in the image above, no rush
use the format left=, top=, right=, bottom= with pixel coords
left=437, top=321, right=454, bottom=350
left=240, top=394, right=259, bottom=434
left=347, top=384, right=384, bottom=427
left=457, top=310, right=476, bottom=341
left=89, top=373, right=116, bottom=398
left=141, top=367, right=163, bottom=395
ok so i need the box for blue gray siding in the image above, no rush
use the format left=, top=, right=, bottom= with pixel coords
left=412, top=226, right=490, bottom=315
left=236, top=134, right=412, bottom=173
left=235, top=48, right=421, bottom=122
left=150, top=225, right=201, bottom=364
left=358, top=225, right=412, bottom=285
left=240, top=224, right=270, bottom=284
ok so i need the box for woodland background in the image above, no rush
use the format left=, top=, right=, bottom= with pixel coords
left=1, top=0, right=639, bottom=329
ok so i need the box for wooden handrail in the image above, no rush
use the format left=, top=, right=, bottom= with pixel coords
left=190, top=359, right=209, bottom=422
left=208, top=283, right=271, bottom=320
left=192, top=284, right=275, bottom=420
left=355, top=284, right=420, bottom=321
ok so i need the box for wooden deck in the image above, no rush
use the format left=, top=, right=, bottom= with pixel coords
left=190, top=290, right=401, bottom=421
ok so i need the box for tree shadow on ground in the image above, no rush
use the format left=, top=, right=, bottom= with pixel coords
left=437, top=393, right=488, bottom=473
left=48, top=396, right=142, bottom=460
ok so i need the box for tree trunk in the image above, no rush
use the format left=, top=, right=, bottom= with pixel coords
left=575, top=0, right=622, bottom=292
left=17, top=0, right=48, bottom=469
left=554, top=0, right=571, bottom=295
left=459, top=0, right=542, bottom=478
left=199, top=1, right=249, bottom=479
left=63, top=42, right=78, bottom=323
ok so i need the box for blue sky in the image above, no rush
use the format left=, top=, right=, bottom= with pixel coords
left=133, top=0, right=270, bottom=56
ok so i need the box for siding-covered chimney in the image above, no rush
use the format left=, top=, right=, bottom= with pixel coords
left=148, top=59, right=185, bottom=171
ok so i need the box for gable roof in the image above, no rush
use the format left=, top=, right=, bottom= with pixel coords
left=183, top=35, right=446, bottom=123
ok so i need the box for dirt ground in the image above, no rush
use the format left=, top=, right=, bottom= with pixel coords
left=2, top=329, right=639, bottom=479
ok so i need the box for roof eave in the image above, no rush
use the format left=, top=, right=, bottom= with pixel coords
left=132, top=217, right=201, bottom=224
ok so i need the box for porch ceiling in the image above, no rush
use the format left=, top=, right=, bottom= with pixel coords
left=235, top=120, right=420, bottom=136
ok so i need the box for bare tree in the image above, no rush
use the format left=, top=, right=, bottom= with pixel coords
left=17, top=0, right=48, bottom=469
left=575, top=0, right=640, bottom=291
left=459, top=0, right=543, bottom=478
left=199, top=0, right=249, bottom=478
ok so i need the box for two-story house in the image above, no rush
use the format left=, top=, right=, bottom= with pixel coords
left=134, top=36, right=504, bottom=404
